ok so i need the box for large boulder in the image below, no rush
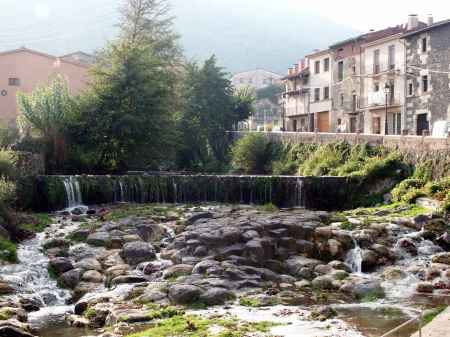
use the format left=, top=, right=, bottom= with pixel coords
left=74, top=258, right=102, bottom=272
left=81, top=270, right=104, bottom=283
left=0, top=280, right=15, bottom=295
left=432, top=253, right=450, bottom=265
left=0, top=320, right=35, bottom=337
left=163, top=265, right=193, bottom=279
left=199, top=288, right=235, bottom=305
left=285, top=256, right=322, bottom=276
left=120, top=241, right=156, bottom=265
left=168, top=284, right=203, bottom=305
left=86, top=232, right=111, bottom=247
left=58, top=269, right=82, bottom=289
left=137, top=223, right=164, bottom=242
left=311, top=275, right=335, bottom=290
left=48, top=257, right=73, bottom=276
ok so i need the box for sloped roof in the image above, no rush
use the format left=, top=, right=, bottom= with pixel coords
left=402, top=19, right=450, bottom=38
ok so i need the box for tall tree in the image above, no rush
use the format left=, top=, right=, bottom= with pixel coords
left=177, top=56, right=253, bottom=171
left=73, top=0, right=181, bottom=172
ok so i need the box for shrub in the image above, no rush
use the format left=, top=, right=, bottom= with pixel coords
left=391, top=178, right=425, bottom=202
left=424, top=177, right=450, bottom=200
left=0, top=151, right=16, bottom=180
left=298, top=142, right=351, bottom=176
left=231, top=134, right=274, bottom=174
left=401, top=188, right=426, bottom=204
left=272, top=143, right=317, bottom=175
left=0, top=239, right=17, bottom=263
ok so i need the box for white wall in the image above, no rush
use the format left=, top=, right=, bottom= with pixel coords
left=308, top=53, right=333, bottom=114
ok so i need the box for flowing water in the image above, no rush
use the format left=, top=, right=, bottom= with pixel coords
left=63, top=176, right=83, bottom=208
left=345, top=232, right=364, bottom=274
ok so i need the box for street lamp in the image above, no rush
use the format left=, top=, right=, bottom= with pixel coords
left=384, top=83, right=390, bottom=135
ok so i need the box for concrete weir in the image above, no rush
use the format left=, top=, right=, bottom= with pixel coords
left=17, top=174, right=360, bottom=212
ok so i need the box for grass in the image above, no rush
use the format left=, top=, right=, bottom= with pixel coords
left=257, top=203, right=279, bottom=212
left=422, top=306, right=447, bottom=325
left=360, top=289, right=385, bottom=303
left=125, top=313, right=281, bottom=337
left=0, top=238, right=17, bottom=263
left=238, top=297, right=262, bottom=307
left=19, top=213, right=52, bottom=233
left=104, top=204, right=181, bottom=221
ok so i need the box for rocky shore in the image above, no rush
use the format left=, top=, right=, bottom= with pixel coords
left=0, top=203, right=449, bottom=337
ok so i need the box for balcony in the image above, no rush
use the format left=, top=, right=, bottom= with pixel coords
left=361, top=92, right=401, bottom=109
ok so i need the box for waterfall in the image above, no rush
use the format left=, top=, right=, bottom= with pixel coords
left=296, top=178, right=304, bottom=207
left=345, top=235, right=363, bottom=274
left=63, top=177, right=83, bottom=208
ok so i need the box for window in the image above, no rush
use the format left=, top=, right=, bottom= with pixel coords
left=352, top=93, right=357, bottom=112
left=338, top=61, right=344, bottom=81
left=352, top=65, right=356, bottom=75
left=314, top=88, right=320, bottom=101
left=408, top=81, right=414, bottom=96
left=340, top=93, right=345, bottom=107
left=422, top=75, right=429, bottom=93
left=373, top=49, right=380, bottom=74
left=315, top=60, right=320, bottom=74
left=8, top=78, right=20, bottom=86
left=374, top=82, right=380, bottom=92
left=388, top=45, right=396, bottom=70
left=324, top=58, right=330, bottom=72
left=392, top=112, right=402, bottom=135
left=422, top=37, right=427, bottom=53
left=324, top=86, right=330, bottom=100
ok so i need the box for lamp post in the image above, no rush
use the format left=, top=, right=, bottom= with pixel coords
left=384, top=83, right=390, bottom=135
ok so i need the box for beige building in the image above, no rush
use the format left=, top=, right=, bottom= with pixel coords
left=231, top=69, right=282, bottom=91
left=0, top=48, right=92, bottom=124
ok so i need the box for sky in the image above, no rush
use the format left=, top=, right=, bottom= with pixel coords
left=0, top=0, right=448, bottom=73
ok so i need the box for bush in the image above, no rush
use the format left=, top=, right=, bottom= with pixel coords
left=424, top=177, right=450, bottom=200
left=272, top=143, right=317, bottom=175
left=231, top=134, right=274, bottom=174
left=0, top=178, right=16, bottom=206
left=0, top=239, right=17, bottom=263
left=391, top=179, right=425, bottom=202
left=298, top=142, right=351, bottom=176
left=0, top=151, right=16, bottom=179
left=401, top=188, right=427, bottom=204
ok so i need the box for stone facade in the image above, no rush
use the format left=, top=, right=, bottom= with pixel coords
left=403, top=21, right=450, bottom=136
left=231, top=69, right=282, bottom=91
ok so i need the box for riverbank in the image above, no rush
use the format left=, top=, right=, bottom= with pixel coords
left=0, top=202, right=448, bottom=337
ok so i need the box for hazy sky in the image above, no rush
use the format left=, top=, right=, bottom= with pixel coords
left=0, top=0, right=447, bottom=72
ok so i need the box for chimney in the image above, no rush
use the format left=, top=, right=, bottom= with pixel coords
left=407, top=14, right=419, bottom=30
left=427, top=14, right=434, bottom=26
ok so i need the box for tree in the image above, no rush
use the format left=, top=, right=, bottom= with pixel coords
left=70, top=0, right=181, bottom=172
left=17, top=75, right=78, bottom=173
left=177, top=56, right=254, bottom=171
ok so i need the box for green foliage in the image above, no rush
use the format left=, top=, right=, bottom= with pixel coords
left=272, top=143, right=317, bottom=175
left=257, top=203, right=279, bottom=212
left=230, top=133, right=274, bottom=174
left=147, top=306, right=185, bottom=320
left=177, top=57, right=253, bottom=172
left=391, top=179, right=425, bottom=202
left=0, top=239, right=17, bottom=263
left=424, top=177, right=450, bottom=200
left=413, top=161, right=434, bottom=182
left=19, top=213, right=51, bottom=233
left=17, top=75, right=79, bottom=174
left=0, top=178, right=16, bottom=206
left=0, top=308, right=15, bottom=321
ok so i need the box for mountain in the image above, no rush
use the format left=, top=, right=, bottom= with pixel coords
left=0, top=0, right=358, bottom=75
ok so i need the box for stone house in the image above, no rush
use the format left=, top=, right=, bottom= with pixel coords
left=231, top=69, right=282, bottom=91
left=402, top=17, right=450, bottom=136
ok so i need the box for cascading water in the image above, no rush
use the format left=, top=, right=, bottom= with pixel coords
left=63, top=176, right=83, bottom=208
left=296, top=178, right=304, bottom=207
left=345, top=235, right=363, bottom=274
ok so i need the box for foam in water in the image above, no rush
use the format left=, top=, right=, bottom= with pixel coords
left=345, top=235, right=363, bottom=274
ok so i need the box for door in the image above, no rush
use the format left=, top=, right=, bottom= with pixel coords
left=417, top=113, right=429, bottom=135
left=293, top=119, right=298, bottom=132
left=350, top=117, right=357, bottom=133
left=317, top=111, right=330, bottom=132
left=372, top=117, right=381, bottom=134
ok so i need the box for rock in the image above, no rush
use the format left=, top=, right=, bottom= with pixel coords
left=58, top=269, right=82, bottom=289
left=432, top=253, right=450, bottom=265
left=0, top=225, right=9, bottom=240
left=163, top=265, right=193, bottom=279
left=383, top=267, right=407, bottom=281
left=71, top=207, right=85, bottom=216
left=82, top=270, right=104, bottom=283
left=168, top=284, right=203, bottom=305
left=120, top=242, right=156, bottom=265
left=328, top=260, right=352, bottom=273
left=285, top=256, right=321, bottom=276
left=0, top=281, right=15, bottom=295
left=311, top=275, right=335, bottom=290
left=68, top=315, right=90, bottom=328
left=87, top=209, right=96, bottom=215
left=341, top=280, right=384, bottom=300
left=111, top=275, right=147, bottom=285
left=294, top=280, right=311, bottom=289
left=327, top=239, right=343, bottom=258
left=68, top=229, right=90, bottom=242
left=314, top=264, right=333, bottom=275
left=137, top=288, right=168, bottom=304
left=424, top=219, right=448, bottom=236
left=75, top=258, right=102, bottom=272
left=87, top=232, right=111, bottom=247
left=137, top=223, right=164, bottom=242
left=186, top=212, right=213, bottom=225
left=48, top=257, right=73, bottom=275
left=416, top=282, right=434, bottom=293
left=330, top=270, right=348, bottom=281
left=43, top=238, right=69, bottom=250
left=198, top=288, right=235, bottom=305
left=361, top=249, right=379, bottom=272
left=397, top=238, right=418, bottom=256
left=414, top=214, right=430, bottom=227
left=72, top=282, right=99, bottom=302
left=19, top=297, right=42, bottom=312
left=0, top=320, right=35, bottom=337
left=425, top=268, right=441, bottom=281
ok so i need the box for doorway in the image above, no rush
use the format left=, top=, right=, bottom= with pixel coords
left=317, top=111, right=330, bottom=132
left=372, top=117, right=381, bottom=134
left=416, top=113, right=429, bottom=135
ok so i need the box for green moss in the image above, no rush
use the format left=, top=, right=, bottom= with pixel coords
left=257, top=203, right=278, bottom=212
left=84, top=307, right=97, bottom=319
left=422, top=306, right=447, bottom=325
left=19, top=213, right=52, bottom=233
left=0, top=239, right=17, bottom=263
left=147, top=306, right=184, bottom=320
left=360, top=289, right=385, bottom=303
left=0, top=308, right=15, bottom=320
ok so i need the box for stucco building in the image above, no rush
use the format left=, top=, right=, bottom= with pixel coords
left=0, top=48, right=92, bottom=124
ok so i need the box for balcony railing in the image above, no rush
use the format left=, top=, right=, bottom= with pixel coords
left=360, top=92, right=401, bottom=108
